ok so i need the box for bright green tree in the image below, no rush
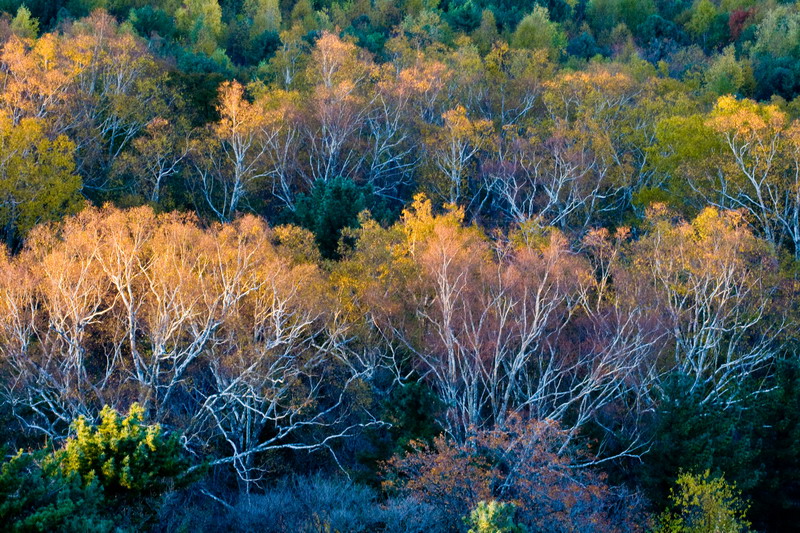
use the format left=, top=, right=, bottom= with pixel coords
left=61, top=404, right=194, bottom=528
left=654, top=471, right=751, bottom=533
left=0, top=405, right=192, bottom=531
left=10, top=5, right=38, bottom=38
left=511, top=6, right=565, bottom=59
left=686, top=0, right=717, bottom=39
left=245, top=0, right=281, bottom=36
left=176, top=0, right=224, bottom=55
left=751, top=5, right=800, bottom=59
left=705, top=46, right=748, bottom=96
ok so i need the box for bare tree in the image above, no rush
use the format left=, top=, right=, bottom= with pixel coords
left=634, top=206, right=784, bottom=406
left=363, top=197, right=657, bottom=455
left=191, top=81, right=275, bottom=221
left=0, top=207, right=381, bottom=484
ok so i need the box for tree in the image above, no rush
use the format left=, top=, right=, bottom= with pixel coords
left=266, top=25, right=310, bottom=89
left=0, top=205, right=382, bottom=490
left=751, top=5, right=800, bottom=59
left=654, top=471, right=751, bottom=533
left=686, top=0, right=717, bottom=41
left=113, top=117, right=188, bottom=204
left=633, top=205, right=781, bottom=406
left=472, top=10, right=500, bottom=55
left=345, top=195, right=651, bottom=453
left=0, top=113, right=82, bottom=246
left=747, top=5, right=800, bottom=99
left=191, top=80, right=273, bottom=221
left=294, top=176, right=368, bottom=259
left=0, top=404, right=191, bottom=531
left=1, top=208, right=111, bottom=435
left=748, top=358, right=800, bottom=530
left=511, top=6, right=565, bottom=60
left=587, top=0, right=621, bottom=39
left=0, top=34, right=74, bottom=125
left=176, top=0, right=224, bottom=55
left=704, top=47, right=749, bottom=97
left=10, top=5, right=39, bottom=39
left=304, top=32, right=374, bottom=184
left=0, top=13, right=174, bottom=195
left=488, top=68, right=642, bottom=229
left=618, top=0, right=655, bottom=36
left=705, top=96, right=800, bottom=257
left=244, top=0, right=281, bottom=37
left=482, top=43, right=552, bottom=127
left=653, top=96, right=800, bottom=258
left=424, top=105, right=493, bottom=205
left=62, top=404, right=192, bottom=525
left=361, top=59, right=436, bottom=197
left=639, top=373, right=762, bottom=511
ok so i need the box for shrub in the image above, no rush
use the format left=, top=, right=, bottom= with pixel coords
left=0, top=404, right=194, bottom=531
left=465, top=501, right=527, bottom=533
left=226, top=474, right=446, bottom=533
left=0, top=450, right=111, bottom=533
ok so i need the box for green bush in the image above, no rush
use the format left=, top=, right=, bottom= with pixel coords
left=0, top=450, right=111, bottom=533
left=0, top=404, right=193, bottom=531
left=62, top=404, right=191, bottom=500
left=465, top=501, right=527, bottom=533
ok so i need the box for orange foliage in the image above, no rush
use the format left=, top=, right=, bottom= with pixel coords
left=383, top=414, right=643, bottom=532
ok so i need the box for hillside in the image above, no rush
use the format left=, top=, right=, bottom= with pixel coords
left=0, top=1, right=798, bottom=531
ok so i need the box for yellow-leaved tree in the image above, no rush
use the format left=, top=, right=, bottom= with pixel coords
left=0, top=113, right=82, bottom=246
left=654, top=470, right=751, bottom=533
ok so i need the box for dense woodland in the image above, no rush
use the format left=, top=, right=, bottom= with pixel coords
left=0, top=0, right=799, bottom=531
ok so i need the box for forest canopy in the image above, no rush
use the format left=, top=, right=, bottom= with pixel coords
left=0, top=1, right=799, bottom=532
